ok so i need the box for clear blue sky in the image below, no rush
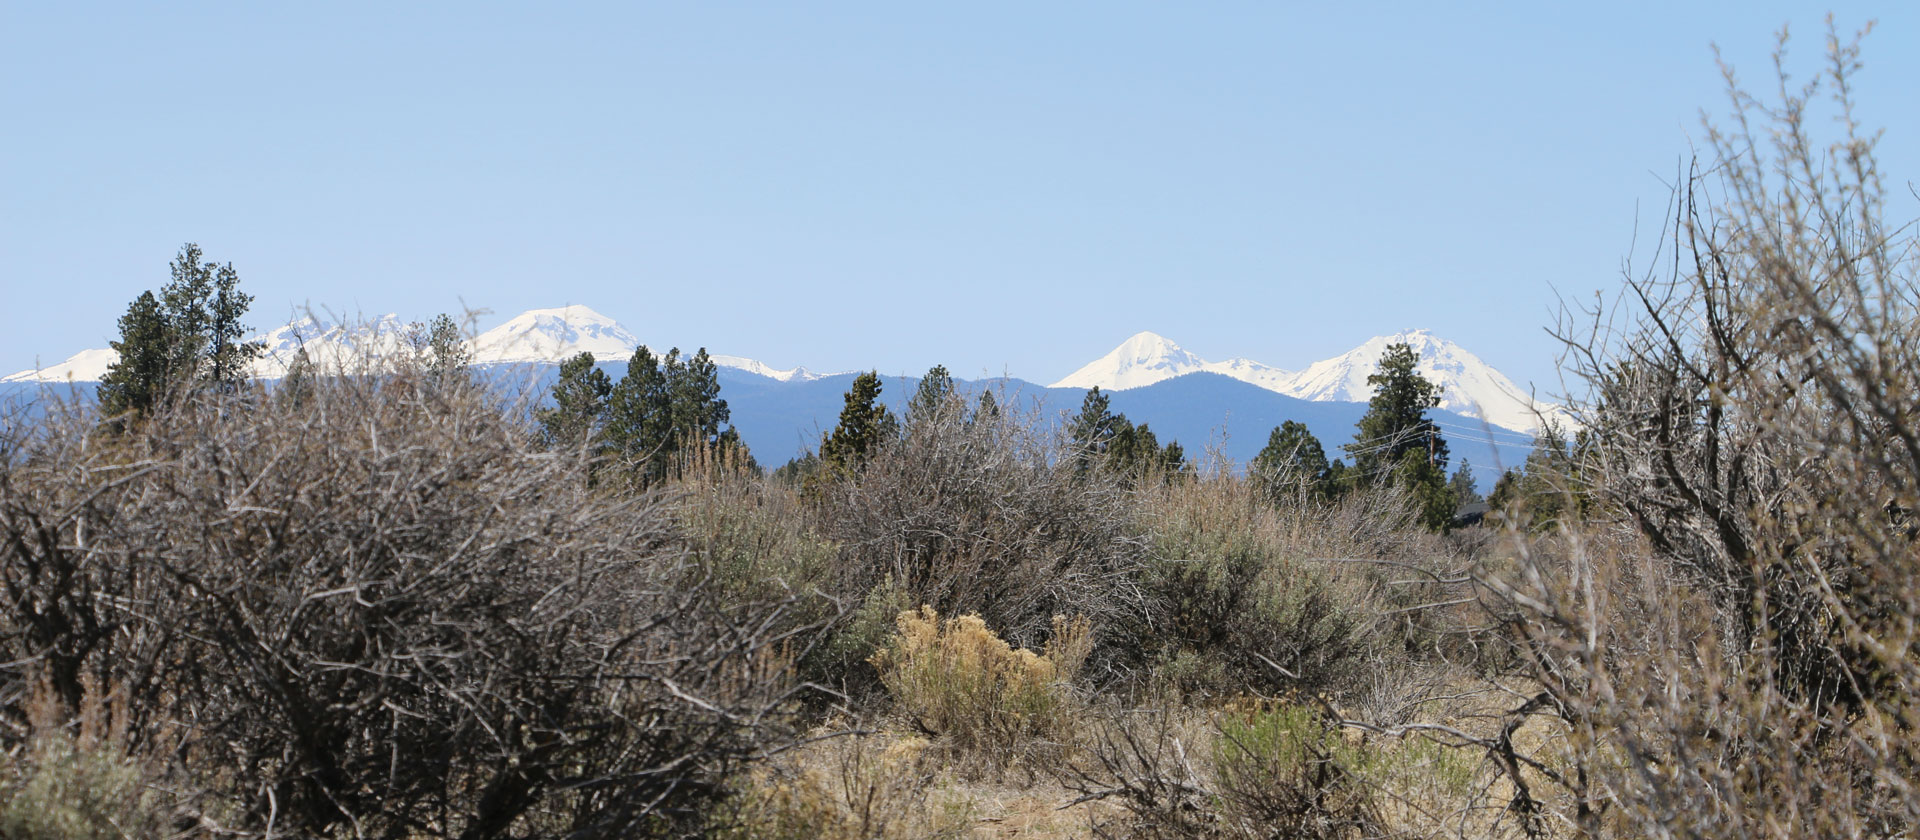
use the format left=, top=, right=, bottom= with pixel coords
left=5, top=3, right=1914, bottom=396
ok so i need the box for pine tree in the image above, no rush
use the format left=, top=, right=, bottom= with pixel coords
left=99, top=244, right=262, bottom=418
left=607, top=346, right=672, bottom=486
left=601, top=345, right=739, bottom=486
left=818, top=371, right=896, bottom=479
left=906, top=364, right=957, bottom=426
left=1486, top=469, right=1523, bottom=515
left=1448, top=458, right=1483, bottom=506
left=1252, top=420, right=1333, bottom=502
left=1106, top=417, right=1153, bottom=476
left=206, top=262, right=255, bottom=391
left=1068, top=387, right=1122, bottom=470
left=1345, top=343, right=1453, bottom=529
left=1159, top=439, right=1188, bottom=478
left=1503, top=420, right=1584, bottom=530
left=539, top=352, right=613, bottom=450
left=408, top=313, right=470, bottom=385
left=972, top=389, right=1000, bottom=427
left=99, top=291, right=174, bottom=418
left=278, top=347, right=315, bottom=409
left=667, top=348, right=729, bottom=449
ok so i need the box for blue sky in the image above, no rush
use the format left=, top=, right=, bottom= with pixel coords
left=4, top=3, right=1914, bottom=396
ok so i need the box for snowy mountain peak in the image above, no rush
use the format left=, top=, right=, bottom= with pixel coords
left=1281, top=329, right=1567, bottom=433
left=1052, top=328, right=1565, bottom=433
left=710, top=354, right=825, bottom=383
left=468, top=306, right=641, bottom=364
left=1050, top=331, right=1209, bottom=391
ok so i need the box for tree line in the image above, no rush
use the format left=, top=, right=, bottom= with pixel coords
left=100, top=244, right=1523, bottom=532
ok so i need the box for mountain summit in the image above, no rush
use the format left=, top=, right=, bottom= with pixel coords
left=469, top=306, right=640, bottom=364
left=4, top=306, right=814, bottom=384
left=1051, top=331, right=1210, bottom=391
left=1054, top=329, right=1566, bottom=433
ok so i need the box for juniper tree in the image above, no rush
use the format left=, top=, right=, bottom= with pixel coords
left=974, top=389, right=999, bottom=425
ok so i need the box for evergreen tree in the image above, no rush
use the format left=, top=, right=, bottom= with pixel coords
left=818, top=371, right=896, bottom=478
left=1325, top=458, right=1353, bottom=496
left=409, top=313, right=470, bottom=385
left=99, top=291, right=175, bottom=418
left=906, top=364, right=957, bottom=426
left=1066, top=387, right=1184, bottom=481
left=1501, top=420, right=1585, bottom=530
left=606, top=346, right=672, bottom=485
left=277, top=347, right=315, bottom=409
left=1068, top=387, right=1122, bottom=470
left=1448, top=458, right=1483, bottom=506
left=1106, top=417, right=1154, bottom=476
left=1345, top=343, right=1452, bottom=529
left=538, top=352, right=613, bottom=450
left=1159, top=440, right=1189, bottom=478
left=1251, top=421, right=1333, bottom=502
left=773, top=452, right=820, bottom=488
left=1486, top=469, right=1523, bottom=515
left=201, top=259, right=254, bottom=391
left=971, top=389, right=1000, bottom=428
left=602, top=345, right=739, bottom=486
left=666, top=348, right=730, bottom=449
left=99, top=244, right=261, bottom=418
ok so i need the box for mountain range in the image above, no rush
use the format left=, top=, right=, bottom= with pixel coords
left=3, top=305, right=1558, bottom=484
left=1054, top=329, right=1568, bottom=433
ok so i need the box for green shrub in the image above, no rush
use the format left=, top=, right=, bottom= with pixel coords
left=1139, top=475, right=1445, bottom=698
left=0, top=732, right=173, bottom=840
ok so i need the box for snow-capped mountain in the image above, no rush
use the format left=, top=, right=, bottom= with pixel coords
left=710, top=355, right=823, bottom=383
left=1, top=347, right=120, bottom=384
left=463, top=307, right=824, bottom=381
left=1052, top=329, right=1567, bottom=433
left=1052, top=332, right=1212, bottom=391
left=1278, top=330, right=1569, bottom=434
left=4, top=306, right=821, bottom=385
left=469, top=306, right=640, bottom=364
left=250, top=313, right=414, bottom=376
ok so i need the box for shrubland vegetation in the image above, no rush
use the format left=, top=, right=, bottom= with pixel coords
left=3, top=21, right=1915, bottom=839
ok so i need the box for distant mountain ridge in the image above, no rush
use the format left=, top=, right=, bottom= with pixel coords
left=2, top=306, right=1545, bottom=488
left=3, top=305, right=825, bottom=386
left=1052, top=329, right=1568, bottom=433
left=4, top=305, right=1563, bottom=439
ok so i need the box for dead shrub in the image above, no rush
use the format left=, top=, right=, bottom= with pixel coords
left=717, top=731, right=975, bottom=840
left=1471, top=21, right=1920, bottom=837
left=0, top=356, right=823, bottom=838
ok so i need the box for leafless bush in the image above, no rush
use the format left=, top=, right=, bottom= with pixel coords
left=0, top=353, right=824, bottom=837
left=1479, top=20, right=1920, bottom=837
left=809, top=390, right=1150, bottom=684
